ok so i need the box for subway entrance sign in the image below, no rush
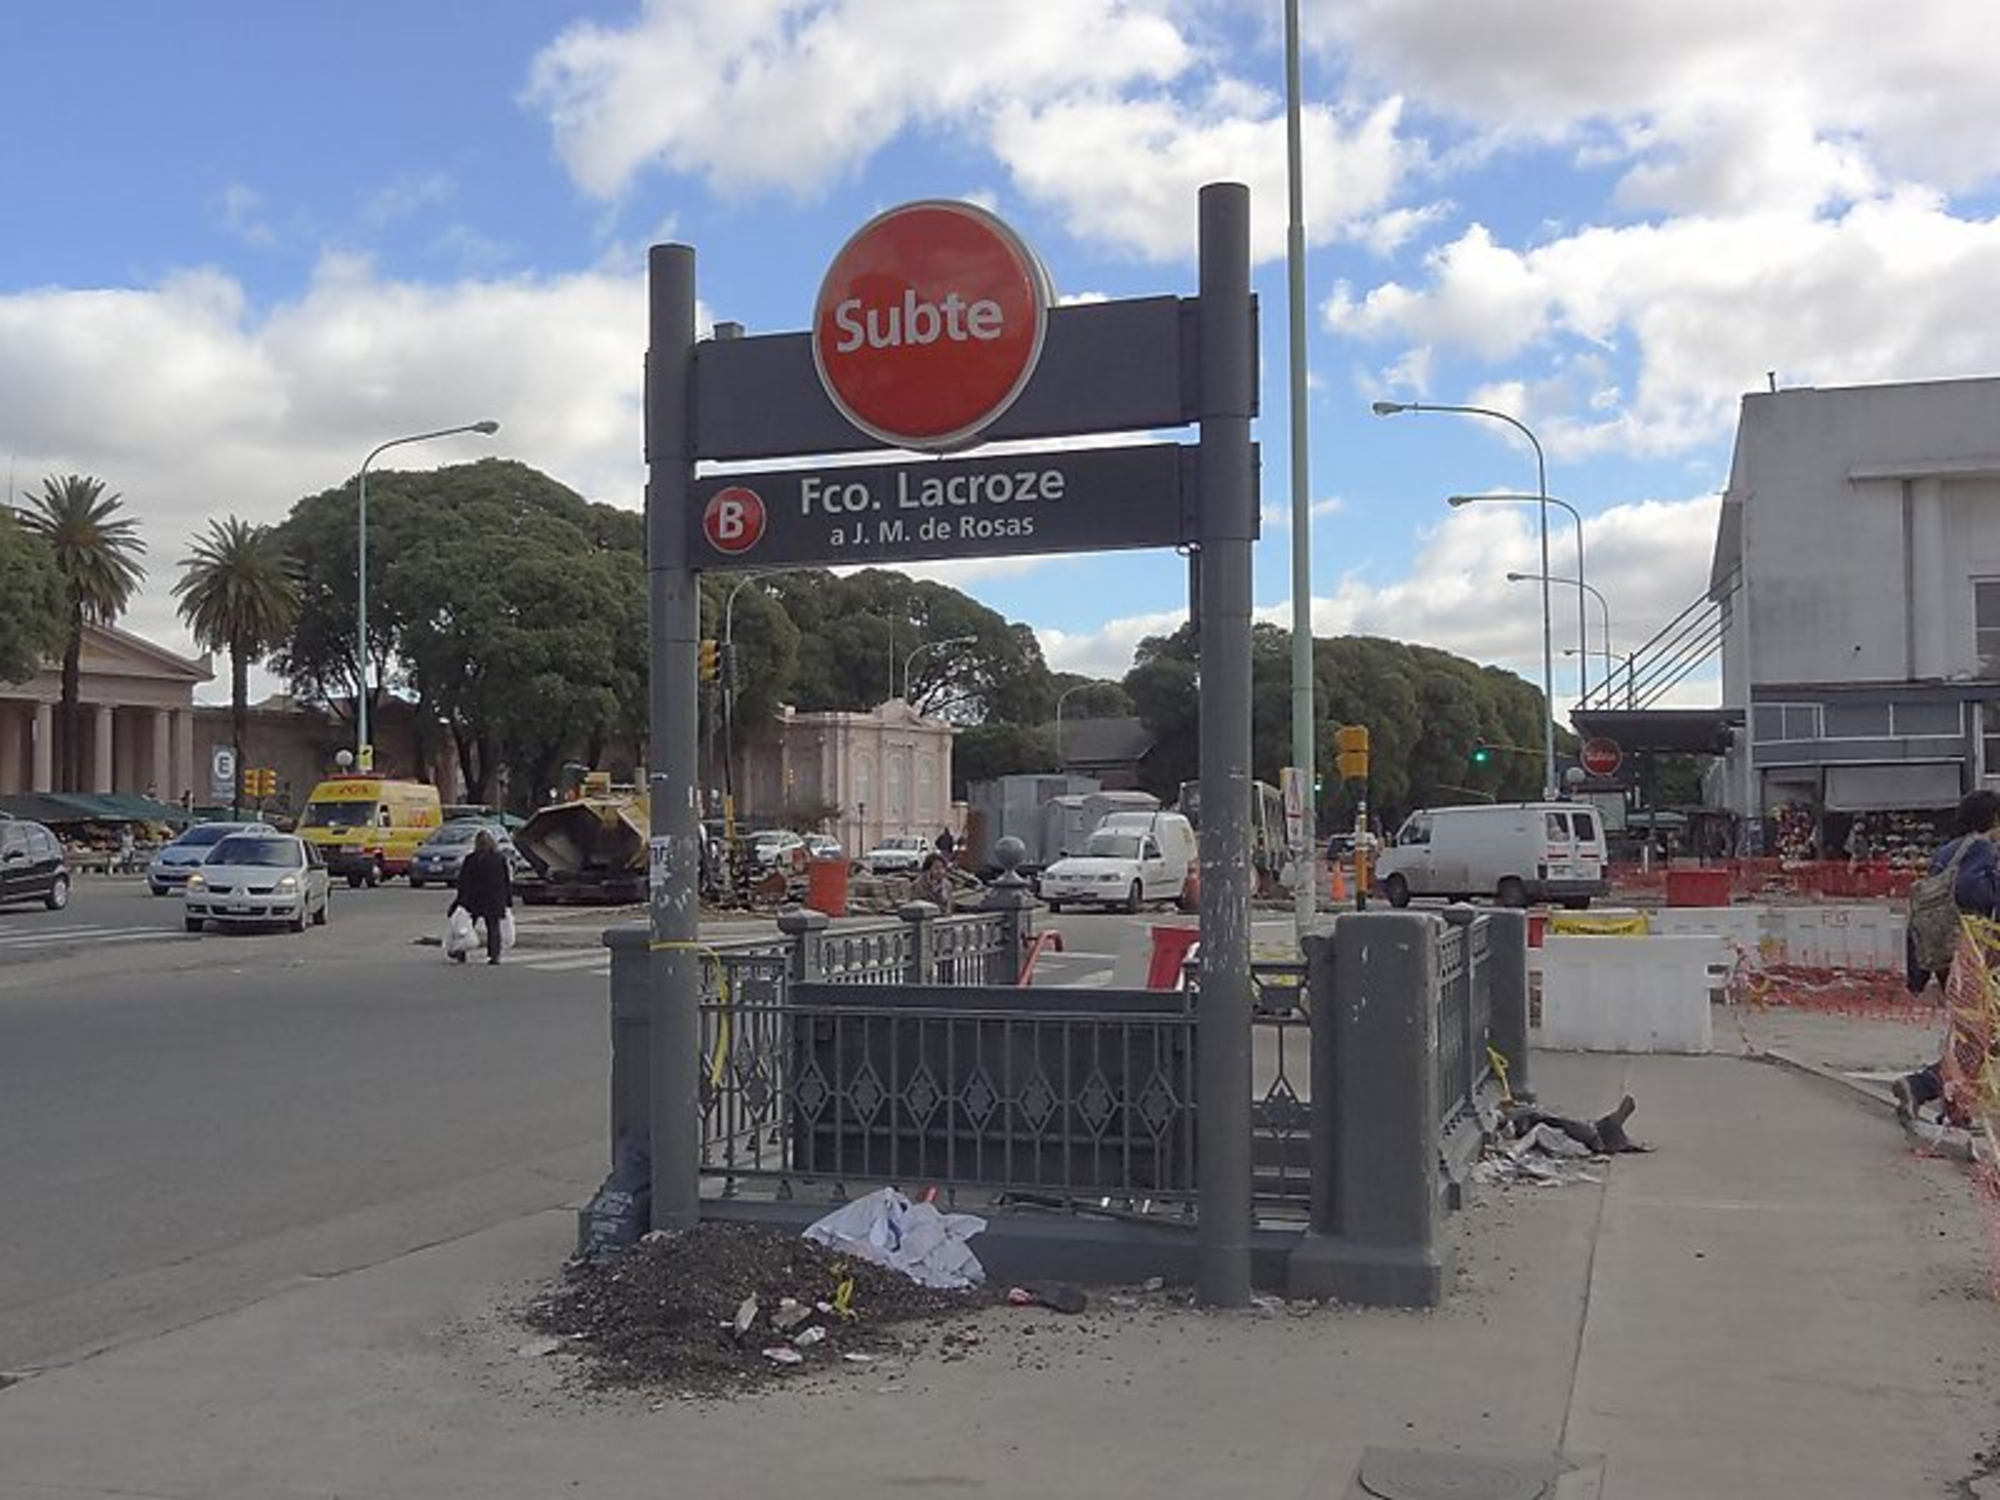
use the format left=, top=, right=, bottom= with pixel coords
left=690, top=444, right=1195, bottom=570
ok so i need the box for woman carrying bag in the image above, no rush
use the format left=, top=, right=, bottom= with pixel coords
left=449, top=829, right=515, bottom=966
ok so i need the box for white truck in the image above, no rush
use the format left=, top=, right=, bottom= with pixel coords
left=1038, top=810, right=1197, bottom=913
left=1374, top=802, right=1607, bottom=909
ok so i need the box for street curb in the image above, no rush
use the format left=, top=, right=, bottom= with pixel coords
left=1751, top=1046, right=1983, bottom=1164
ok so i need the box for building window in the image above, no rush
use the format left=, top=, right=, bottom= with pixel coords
left=1753, top=703, right=1821, bottom=743
left=1889, top=701, right=1961, bottom=738
left=1985, top=705, right=2000, bottom=780
left=1822, top=702, right=1891, bottom=739
left=1979, top=581, right=2000, bottom=677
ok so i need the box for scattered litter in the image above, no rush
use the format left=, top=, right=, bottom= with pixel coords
left=842, top=1352, right=877, bottom=1365
left=1107, top=1294, right=1141, bottom=1310
left=1250, top=1294, right=1285, bottom=1316
left=1006, top=1281, right=1088, bottom=1314
left=772, top=1298, right=813, bottom=1332
left=1475, top=1093, right=1651, bottom=1188
left=803, top=1187, right=987, bottom=1290
left=515, top=1336, right=562, bottom=1358
left=1142, top=1276, right=1166, bottom=1293
left=792, top=1325, right=827, bottom=1348
left=732, top=1296, right=759, bottom=1338
left=761, top=1346, right=805, bottom=1366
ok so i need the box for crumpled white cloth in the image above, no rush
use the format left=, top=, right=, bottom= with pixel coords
left=802, top=1187, right=987, bottom=1289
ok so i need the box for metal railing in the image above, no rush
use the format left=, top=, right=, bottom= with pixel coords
left=1436, top=914, right=1497, bottom=1131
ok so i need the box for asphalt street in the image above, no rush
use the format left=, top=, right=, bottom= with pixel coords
left=0, top=877, right=1213, bottom=1371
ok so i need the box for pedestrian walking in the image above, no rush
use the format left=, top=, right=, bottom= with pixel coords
left=1894, top=790, right=2000, bottom=1122
left=449, top=829, right=514, bottom=966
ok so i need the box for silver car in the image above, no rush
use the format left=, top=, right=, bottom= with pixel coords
left=147, top=821, right=276, bottom=895
left=182, top=833, right=330, bottom=934
left=407, top=821, right=529, bottom=888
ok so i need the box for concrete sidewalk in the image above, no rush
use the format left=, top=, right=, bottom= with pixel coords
left=1, top=1049, right=1993, bottom=1500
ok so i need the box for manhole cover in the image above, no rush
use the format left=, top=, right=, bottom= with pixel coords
left=1357, top=1448, right=1551, bottom=1500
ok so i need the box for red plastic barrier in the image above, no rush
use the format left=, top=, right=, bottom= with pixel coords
left=1666, top=868, right=1732, bottom=907
left=1145, top=925, right=1202, bottom=990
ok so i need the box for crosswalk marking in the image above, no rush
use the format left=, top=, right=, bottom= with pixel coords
left=0, top=924, right=188, bottom=949
left=513, top=950, right=611, bottom=972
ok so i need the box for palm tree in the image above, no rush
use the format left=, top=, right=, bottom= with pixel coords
left=19, top=475, right=147, bottom=791
left=173, top=518, right=301, bottom=817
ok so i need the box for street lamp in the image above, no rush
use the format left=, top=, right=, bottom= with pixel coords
left=903, top=635, right=977, bottom=704
left=1449, top=491, right=1590, bottom=702
left=1054, top=681, right=1092, bottom=770
left=1374, top=400, right=1556, bottom=797
left=354, top=420, right=499, bottom=766
left=1565, top=647, right=1635, bottom=709
left=1509, top=571, right=1613, bottom=704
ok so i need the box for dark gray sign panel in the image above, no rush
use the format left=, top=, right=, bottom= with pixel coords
left=690, top=443, right=1194, bottom=571
left=692, top=297, right=1197, bottom=462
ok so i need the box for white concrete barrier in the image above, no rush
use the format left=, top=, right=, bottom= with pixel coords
left=1538, top=934, right=1720, bottom=1054
left=1648, top=902, right=1905, bottom=972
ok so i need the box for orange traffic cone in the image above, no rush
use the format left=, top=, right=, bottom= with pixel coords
left=1329, top=861, right=1348, bottom=902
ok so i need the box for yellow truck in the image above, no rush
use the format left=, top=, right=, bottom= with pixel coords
left=299, top=777, right=444, bottom=887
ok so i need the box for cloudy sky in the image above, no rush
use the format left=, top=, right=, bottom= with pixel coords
left=8, top=1, right=2000, bottom=709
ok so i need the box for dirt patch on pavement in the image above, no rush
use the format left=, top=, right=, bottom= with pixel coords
left=523, top=1222, right=989, bottom=1396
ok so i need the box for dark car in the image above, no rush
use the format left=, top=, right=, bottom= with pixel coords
left=0, top=819, right=71, bottom=911
left=407, top=821, right=530, bottom=888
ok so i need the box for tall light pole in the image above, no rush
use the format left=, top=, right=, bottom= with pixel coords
left=354, top=420, right=499, bottom=768
left=1449, top=491, right=1589, bottom=702
left=903, top=635, right=977, bottom=704
left=1566, top=647, right=1635, bottom=708
left=1510, top=571, right=1613, bottom=706
left=1374, top=400, right=1556, bottom=797
left=1283, top=0, right=1317, bottom=929
left=1054, top=681, right=1091, bottom=770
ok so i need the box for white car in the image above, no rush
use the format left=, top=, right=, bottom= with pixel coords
left=1039, top=824, right=1191, bottom=914
left=183, top=832, right=331, bottom=934
left=864, top=836, right=933, bottom=875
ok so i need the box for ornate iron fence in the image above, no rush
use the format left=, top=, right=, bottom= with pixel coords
left=1436, top=914, right=1497, bottom=1131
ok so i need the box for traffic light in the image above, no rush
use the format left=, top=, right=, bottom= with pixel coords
left=699, top=638, right=721, bottom=682
left=245, top=767, right=276, bottom=798
left=1334, top=724, right=1370, bottom=782
left=1470, top=742, right=1494, bottom=766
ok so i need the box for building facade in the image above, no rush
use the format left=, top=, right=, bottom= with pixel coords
left=736, top=698, right=955, bottom=853
left=1712, top=376, right=2000, bottom=829
left=0, top=625, right=212, bottom=799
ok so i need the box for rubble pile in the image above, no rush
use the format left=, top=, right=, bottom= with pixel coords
left=524, top=1222, right=986, bottom=1394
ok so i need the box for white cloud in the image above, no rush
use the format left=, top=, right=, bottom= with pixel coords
left=0, top=259, right=654, bottom=665
left=1037, top=491, right=1721, bottom=692
left=216, top=183, right=275, bottom=249
left=526, top=0, right=1189, bottom=201
left=1336, top=193, right=2000, bottom=456
left=361, top=170, right=455, bottom=228
left=1319, top=0, right=2000, bottom=213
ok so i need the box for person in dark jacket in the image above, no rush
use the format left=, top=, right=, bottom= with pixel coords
left=1894, top=790, right=2000, bottom=1120
left=449, top=829, right=514, bottom=965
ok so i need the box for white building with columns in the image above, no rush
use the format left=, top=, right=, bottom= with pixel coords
left=0, top=624, right=212, bottom=800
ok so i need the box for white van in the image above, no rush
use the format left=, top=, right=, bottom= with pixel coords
left=1038, top=810, right=1197, bottom=913
left=1374, top=802, right=1607, bottom=909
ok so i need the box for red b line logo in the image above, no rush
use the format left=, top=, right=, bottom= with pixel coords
left=702, top=486, right=766, bottom=555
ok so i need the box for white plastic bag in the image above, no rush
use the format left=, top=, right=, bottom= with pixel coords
left=803, top=1187, right=986, bottom=1289
left=499, top=911, right=517, bottom=951
left=444, top=908, right=476, bottom=960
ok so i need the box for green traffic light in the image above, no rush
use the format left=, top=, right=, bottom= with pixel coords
left=1470, top=744, right=1493, bottom=764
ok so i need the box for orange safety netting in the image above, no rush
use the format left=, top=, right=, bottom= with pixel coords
left=1937, top=919, right=2000, bottom=1124
left=1731, top=954, right=1940, bottom=1022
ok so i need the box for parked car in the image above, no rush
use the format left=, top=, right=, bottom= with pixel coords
left=0, top=819, right=70, bottom=911
left=803, top=834, right=844, bottom=862
left=407, top=821, right=530, bottom=888
left=1374, top=802, right=1607, bottom=909
left=864, top=835, right=932, bottom=875
left=744, top=829, right=808, bottom=875
left=182, top=832, right=331, bottom=934
left=1038, top=812, right=1197, bottom=913
left=146, top=821, right=277, bottom=895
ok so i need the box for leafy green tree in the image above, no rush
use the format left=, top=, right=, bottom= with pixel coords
left=1049, top=674, right=1133, bottom=721
left=0, top=507, right=65, bottom=687
left=19, top=475, right=146, bottom=790
left=173, top=519, right=301, bottom=815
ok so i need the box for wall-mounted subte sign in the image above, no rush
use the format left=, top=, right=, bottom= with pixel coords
left=690, top=444, right=1201, bottom=571
left=812, top=200, right=1052, bottom=453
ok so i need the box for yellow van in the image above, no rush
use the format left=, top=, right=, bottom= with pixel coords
left=299, top=777, right=444, bottom=887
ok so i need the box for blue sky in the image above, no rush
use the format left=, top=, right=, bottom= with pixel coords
left=8, top=1, right=2000, bottom=706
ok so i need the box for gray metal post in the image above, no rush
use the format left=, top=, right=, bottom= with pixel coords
left=1483, top=908, right=1531, bottom=1100
left=1291, top=914, right=1447, bottom=1307
left=1196, top=181, right=1256, bottom=1308
left=978, top=837, right=1034, bottom=985
left=776, top=905, right=830, bottom=986
left=898, top=900, right=939, bottom=984
left=603, top=924, right=652, bottom=1157
left=1283, top=0, right=1316, bottom=935
left=645, top=243, right=702, bottom=1232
